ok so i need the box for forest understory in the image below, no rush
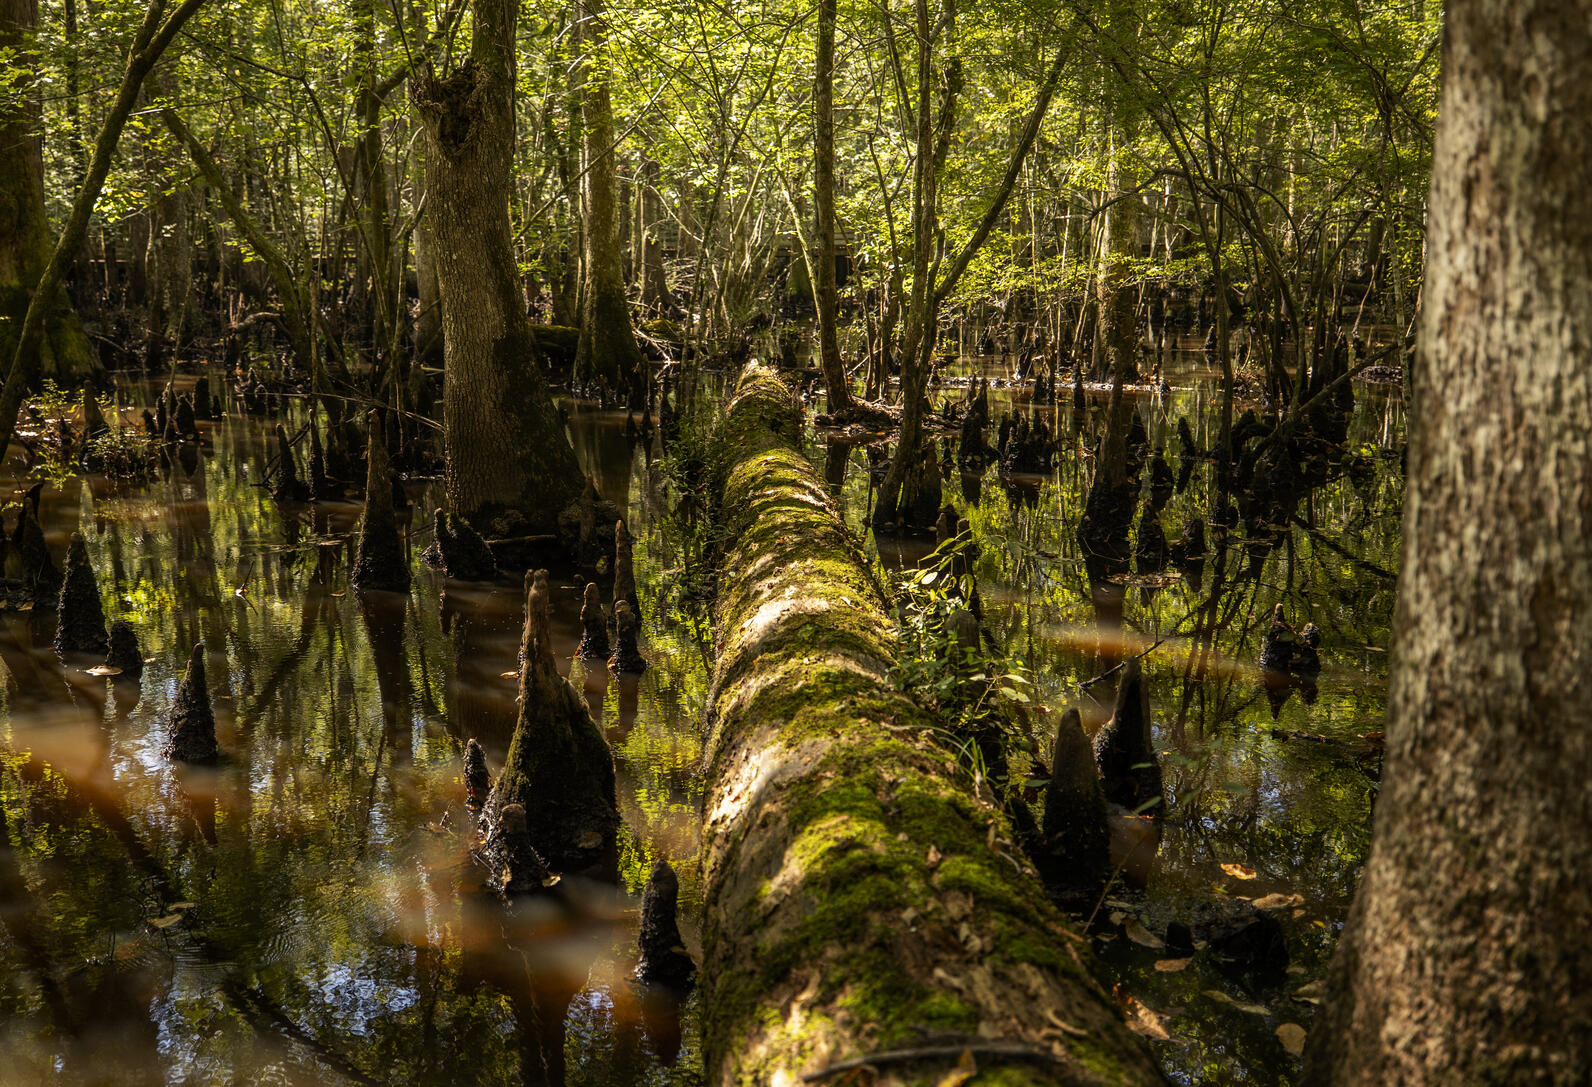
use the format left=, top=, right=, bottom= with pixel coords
left=2, top=0, right=1589, bottom=1085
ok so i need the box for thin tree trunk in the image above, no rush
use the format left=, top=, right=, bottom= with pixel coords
left=0, top=0, right=95, bottom=384
left=573, top=0, right=646, bottom=405
left=813, top=0, right=853, bottom=414
left=1304, top=3, right=1592, bottom=1082
left=0, top=0, right=207, bottom=465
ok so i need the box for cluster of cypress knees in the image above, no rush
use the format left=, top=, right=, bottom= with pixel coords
left=16, top=399, right=687, bottom=989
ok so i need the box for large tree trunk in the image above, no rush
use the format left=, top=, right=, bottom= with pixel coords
left=413, top=0, right=584, bottom=537
left=812, top=0, right=852, bottom=414
left=573, top=0, right=646, bottom=405
left=702, top=364, right=1165, bottom=1085
left=1304, top=3, right=1592, bottom=1083
left=0, top=0, right=95, bottom=383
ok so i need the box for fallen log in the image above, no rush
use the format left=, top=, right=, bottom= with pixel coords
left=699, top=364, right=1164, bottom=1085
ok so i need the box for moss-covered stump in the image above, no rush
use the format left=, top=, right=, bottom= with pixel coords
left=700, top=365, right=1164, bottom=1086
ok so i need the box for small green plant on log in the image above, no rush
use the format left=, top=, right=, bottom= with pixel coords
left=659, top=393, right=731, bottom=607
left=890, top=536, right=1034, bottom=789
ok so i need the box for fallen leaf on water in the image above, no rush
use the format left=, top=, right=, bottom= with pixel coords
left=1108, top=909, right=1129, bottom=927
left=84, top=665, right=123, bottom=677
left=1290, top=980, right=1326, bottom=1005
left=1220, top=863, right=1258, bottom=880
left=1276, top=1023, right=1307, bottom=1055
left=330, top=591, right=346, bottom=598
left=1124, top=919, right=1165, bottom=950
left=500, top=671, right=517, bottom=679
left=1123, top=997, right=1181, bottom=1043
left=1154, top=958, right=1192, bottom=973
left=935, top=1048, right=978, bottom=1087
left=1250, top=893, right=1305, bottom=910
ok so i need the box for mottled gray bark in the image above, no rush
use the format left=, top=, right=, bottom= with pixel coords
left=1304, top=4, right=1592, bottom=1084
left=413, top=0, right=584, bottom=535
left=573, top=0, right=646, bottom=403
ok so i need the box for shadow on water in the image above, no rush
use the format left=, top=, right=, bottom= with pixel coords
left=0, top=384, right=706, bottom=1085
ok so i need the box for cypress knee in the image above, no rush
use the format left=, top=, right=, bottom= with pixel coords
left=484, top=570, right=618, bottom=871
left=351, top=412, right=410, bottom=593
left=463, top=738, right=491, bottom=809
left=482, top=802, right=552, bottom=894
left=54, top=533, right=108, bottom=656
left=636, top=860, right=694, bottom=989
left=192, top=375, right=213, bottom=420
left=609, top=600, right=646, bottom=675
left=175, top=394, right=198, bottom=440
left=577, top=583, right=610, bottom=660
left=1091, top=658, right=1163, bottom=812
left=612, top=518, right=640, bottom=623
left=164, top=643, right=220, bottom=764
left=13, top=500, right=60, bottom=603
left=1036, top=708, right=1109, bottom=910
left=106, top=620, right=143, bottom=678
left=82, top=390, right=109, bottom=439
left=445, top=513, right=496, bottom=580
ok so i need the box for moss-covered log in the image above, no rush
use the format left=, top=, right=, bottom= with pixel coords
left=699, top=364, right=1164, bottom=1086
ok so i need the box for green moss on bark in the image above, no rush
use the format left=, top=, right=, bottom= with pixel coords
left=698, top=365, right=1165, bottom=1086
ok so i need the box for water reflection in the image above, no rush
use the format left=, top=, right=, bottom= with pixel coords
left=841, top=347, right=1402, bottom=1085
left=0, top=387, right=706, bottom=1085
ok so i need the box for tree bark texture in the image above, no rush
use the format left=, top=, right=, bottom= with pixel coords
left=1304, top=4, right=1592, bottom=1084
left=414, top=0, right=584, bottom=535
left=0, top=0, right=207, bottom=465
left=699, top=364, right=1165, bottom=1086
left=813, top=0, right=852, bottom=413
left=0, top=0, right=94, bottom=382
left=573, top=0, right=646, bottom=404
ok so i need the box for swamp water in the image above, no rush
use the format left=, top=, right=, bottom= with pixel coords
left=0, top=355, right=1404, bottom=1085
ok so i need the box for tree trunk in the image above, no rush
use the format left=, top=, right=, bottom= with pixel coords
left=0, top=0, right=95, bottom=383
left=1304, top=3, right=1592, bottom=1083
left=0, top=0, right=207, bottom=466
left=813, top=0, right=852, bottom=414
left=702, top=364, right=1166, bottom=1086
left=572, top=0, right=646, bottom=405
left=872, top=0, right=954, bottom=531
left=413, top=0, right=584, bottom=537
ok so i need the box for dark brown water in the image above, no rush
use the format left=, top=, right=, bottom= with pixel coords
left=0, top=388, right=707, bottom=1085
left=829, top=350, right=1403, bottom=1085
left=1, top=352, right=1403, bottom=1085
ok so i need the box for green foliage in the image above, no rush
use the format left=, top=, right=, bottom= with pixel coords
left=890, top=535, right=1034, bottom=786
